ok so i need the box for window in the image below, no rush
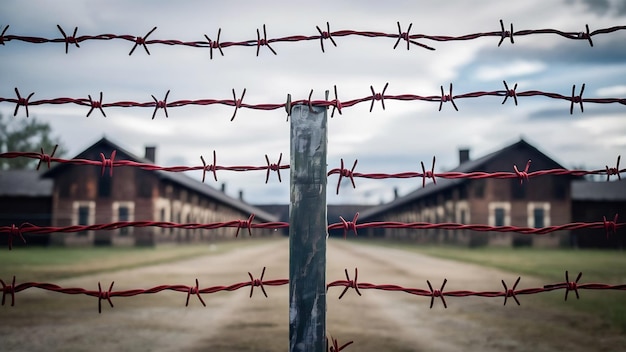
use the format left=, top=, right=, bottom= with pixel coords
left=488, top=202, right=511, bottom=227
left=527, top=202, right=550, bottom=229
left=118, top=207, right=130, bottom=235
left=78, top=206, right=90, bottom=225
left=494, top=208, right=505, bottom=226
left=112, top=202, right=135, bottom=236
left=72, top=201, right=95, bottom=237
left=533, top=208, right=544, bottom=228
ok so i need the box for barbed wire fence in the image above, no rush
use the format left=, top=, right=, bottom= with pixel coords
left=1, top=22, right=626, bottom=351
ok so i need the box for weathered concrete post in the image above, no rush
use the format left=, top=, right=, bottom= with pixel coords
left=289, top=100, right=328, bottom=352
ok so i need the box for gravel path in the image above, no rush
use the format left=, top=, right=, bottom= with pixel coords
left=2, top=238, right=625, bottom=351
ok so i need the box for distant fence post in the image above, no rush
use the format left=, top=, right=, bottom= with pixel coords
left=289, top=99, right=328, bottom=352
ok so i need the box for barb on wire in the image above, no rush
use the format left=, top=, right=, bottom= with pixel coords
left=200, top=150, right=218, bottom=183
left=606, top=155, right=621, bottom=181
left=330, top=85, right=342, bottom=117
left=129, top=27, right=157, bottom=56
left=369, top=83, right=388, bottom=112
left=0, top=276, right=16, bottom=306
left=420, top=156, right=437, bottom=187
left=513, top=160, right=532, bottom=185
left=427, top=279, right=448, bottom=308
left=36, top=144, right=58, bottom=170
left=235, top=214, right=256, bottom=237
left=231, top=88, right=246, bottom=121
left=0, top=25, right=8, bottom=45
left=439, top=83, right=458, bottom=111
left=12, top=87, right=34, bottom=117
left=336, top=268, right=361, bottom=299
left=6, top=224, right=26, bottom=250
left=339, top=213, right=359, bottom=239
left=186, top=279, right=206, bottom=307
left=502, top=81, right=518, bottom=105
left=248, top=267, right=268, bottom=298
left=498, top=19, right=514, bottom=46
left=316, top=22, right=337, bottom=53
left=570, top=84, right=585, bottom=114
left=604, top=214, right=619, bottom=239
left=265, top=153, right=283, bottom=183
left=502, top=277, right=521, bottom=306
left=97, top=281, right=115, bottom=313
left=151, top=90, right=170, bottom=119
left=57, top=25, right=79, bottom=53
left=579, top=24, right=594, bottom=47
left=327, top=335, right=354, bottom=352
left=256, top=24, right=277, bottom=56
left=99, top=150, right=116, bottom=177
left=544, top=271, right=584, bottom=301
left=87, top=92, right=106, bottom=117
left=204, top=28, right=224, bottom=59
left=333, top=159, right=358, bottom=194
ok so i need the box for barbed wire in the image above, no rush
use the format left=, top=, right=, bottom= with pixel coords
left=0, top=148, right=622, bottom=189
left=2, top=82, right=626, bottom=119
left=1, top=21, right=624, bottom=56
left=2, top=269, right=624, bottom=312
left=1, top=213, right=621, bottom=250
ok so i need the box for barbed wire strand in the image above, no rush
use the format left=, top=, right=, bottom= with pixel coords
left=2, top=81, right=626, bottom=118
left=1, top=22, right=624, bottom=56
left=2, top=270, right=624, bottom=312
left=1, top=213, right=622, bottom=250
left=0, top=149, right=622, bottom=189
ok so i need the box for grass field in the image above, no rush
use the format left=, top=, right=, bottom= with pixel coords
left=358, top=239, right=626, bottom=331
left=0, top=239, right=271, bottom=282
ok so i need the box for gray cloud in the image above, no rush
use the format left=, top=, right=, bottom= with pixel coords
left=568, top=0, right=626, bottom=15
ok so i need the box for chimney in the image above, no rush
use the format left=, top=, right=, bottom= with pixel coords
left=459, top=148, right=470, bottom=164
left=221, top=183, right=226, bottom=193
left=145, top=146, right=156, bottom=163
left=393, top=187, right=399, bottom=199
left=238, top=190, right=244, bottom=201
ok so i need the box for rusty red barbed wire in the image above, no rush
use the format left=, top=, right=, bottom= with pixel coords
left=329, top=157, right=623, bottom=193
left=2, top=269, right=624, bottom=312
left=1, top=214, right=621, bottom=250
left=2, top=82, right=626, bottom=119
left=1, top=21, right=624, bottom=55
left=0, top=149, right=622, bottom=189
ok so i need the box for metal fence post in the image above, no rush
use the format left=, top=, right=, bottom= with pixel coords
left=289, top=100, right=328, bottom=352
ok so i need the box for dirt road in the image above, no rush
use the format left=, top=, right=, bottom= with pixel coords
left=2, top=238, right=624, bottom=351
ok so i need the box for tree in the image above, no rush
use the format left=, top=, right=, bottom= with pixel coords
left=0, top=113, right=66, bottom=170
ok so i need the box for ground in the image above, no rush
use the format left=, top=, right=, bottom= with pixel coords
left=1, top=238, right=625, bottom=351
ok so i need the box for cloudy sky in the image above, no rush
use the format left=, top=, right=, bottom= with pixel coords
left=1, top=0, right=625, bottom=205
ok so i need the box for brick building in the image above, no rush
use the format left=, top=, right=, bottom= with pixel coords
left=0, top=137, right=278, bottom=247
left=358, top=139, right=582, bottom=247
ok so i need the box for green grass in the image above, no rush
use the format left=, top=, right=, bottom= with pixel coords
left=357, top=239, right=626, bottom=331
left=0, top=239, right=272, bottom=282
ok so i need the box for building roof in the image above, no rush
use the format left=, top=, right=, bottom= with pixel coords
left=572, top=180, right=626, bottom=201
left=358, top=139, right=566, bottom=220
left=0, top=169, right=53, bottom=197
left=43, top=137, right=278, bottom=222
